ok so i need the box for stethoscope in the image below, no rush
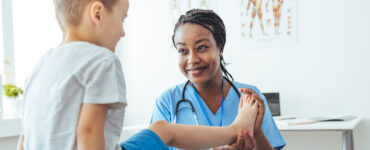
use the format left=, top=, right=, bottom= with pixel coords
left=173, top=77, right=241, bottom=126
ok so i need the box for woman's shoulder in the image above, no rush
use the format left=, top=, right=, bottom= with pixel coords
left=232, top=81, right=263, bottom=94
left=233, top=81, right=257, bottom=90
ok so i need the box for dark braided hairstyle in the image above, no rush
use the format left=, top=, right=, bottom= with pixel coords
left=172, top=9, right=234, bottom=81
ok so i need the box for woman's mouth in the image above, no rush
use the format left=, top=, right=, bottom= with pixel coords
left=186, top=66, right=208, bottom=76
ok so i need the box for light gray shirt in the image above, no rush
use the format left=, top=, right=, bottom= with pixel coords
left=22, top=42, right=127, bottom=150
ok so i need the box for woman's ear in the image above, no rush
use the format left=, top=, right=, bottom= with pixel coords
left=89, top=1, right=104, bottom=26
left=219, top=49, right=223, bottom=57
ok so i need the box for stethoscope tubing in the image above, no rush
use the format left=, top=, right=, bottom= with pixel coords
left=173, top=77, right=241, bottom=125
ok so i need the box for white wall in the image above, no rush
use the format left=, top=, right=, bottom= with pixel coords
left=120, top=0, right=370, bottom=149
left=0, top=136, right=18, bottom=150
left=13, top=0, right=62, bottom=87
left=117, top=0, right=186, bottom=126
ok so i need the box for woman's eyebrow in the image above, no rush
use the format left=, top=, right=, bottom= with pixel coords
left=195, top=39, right=210, bottom=44
left=176, top=42, right=186, bottom=46
left=175, top=38, right=210, bottom=46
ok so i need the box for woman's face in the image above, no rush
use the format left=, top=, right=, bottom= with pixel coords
left=174, top=23, right=222, bottom=85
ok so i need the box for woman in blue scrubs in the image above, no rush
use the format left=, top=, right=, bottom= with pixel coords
left=151, top=9, right=286, bottom=150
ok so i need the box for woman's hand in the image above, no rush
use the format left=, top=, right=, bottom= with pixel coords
left=210, top=130, right=256, bottom=150
left=239, top=88, right=265, bottom=136
left=238, top=88, right=275, bottom=150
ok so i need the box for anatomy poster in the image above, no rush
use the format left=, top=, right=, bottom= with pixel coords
left=169, top=0, right=217, bottom=23
left=240, top=0, right=297, bottom=49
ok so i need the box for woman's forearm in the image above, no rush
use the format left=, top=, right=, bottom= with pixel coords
left=149, top=120, right=239, bottom=149
left=254, top=131, right=274, bottom=150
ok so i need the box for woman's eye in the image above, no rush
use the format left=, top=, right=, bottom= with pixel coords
left=198, top=45, right=209, bottom=51
left=178, top=49, right=186, bottom=54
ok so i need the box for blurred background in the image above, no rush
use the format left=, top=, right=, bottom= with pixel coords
left=1, top=0, right=369, bottom=149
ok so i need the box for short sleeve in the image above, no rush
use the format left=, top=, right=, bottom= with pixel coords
left=150, top=91, right=172, bottom=124
left=253, top=87, right=286, bottom=149
left=83, top=58, right=126, bottom=106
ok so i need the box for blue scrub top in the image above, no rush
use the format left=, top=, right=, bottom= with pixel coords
left=150, top=81, right=286, bottom=149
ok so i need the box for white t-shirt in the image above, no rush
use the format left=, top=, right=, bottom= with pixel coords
left=22, top=42, right=127, bottom=150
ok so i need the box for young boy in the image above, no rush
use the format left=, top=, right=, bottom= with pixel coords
left=17, top=0, right=263, bottom=149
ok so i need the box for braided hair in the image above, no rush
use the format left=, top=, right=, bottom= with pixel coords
left=172, top=9, right=234, bottom=81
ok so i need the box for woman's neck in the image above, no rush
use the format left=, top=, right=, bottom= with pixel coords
left=192, top=72, right=231, bottom=114
left=193, top=73, right=224, bottom=97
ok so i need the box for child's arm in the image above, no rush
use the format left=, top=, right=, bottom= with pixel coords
left=149, top=91, right=259, bottom=149
left=17, top=134, right=24, bottom=150
left=77, top=104, right=108, bottom=150
left=211, top=130, right=256, bottom=150
left=149, top=121, right=238, bottom=149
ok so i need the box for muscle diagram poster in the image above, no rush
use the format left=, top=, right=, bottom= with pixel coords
left=240, top=0, right=297, bottom=49
left=169, top=0, right=217, bottom=23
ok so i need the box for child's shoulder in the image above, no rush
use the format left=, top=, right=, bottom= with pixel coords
left=55, top=41, right=120, bottom=65
left=66, top=41, right=116, bottom=57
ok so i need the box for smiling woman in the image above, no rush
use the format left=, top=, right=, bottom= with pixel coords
left=175, top=23, right=224, bottom=88
left=151, top=9, right=286, bottom=150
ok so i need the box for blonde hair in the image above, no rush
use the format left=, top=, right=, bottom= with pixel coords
left=53, top=0, right=117, bottom=31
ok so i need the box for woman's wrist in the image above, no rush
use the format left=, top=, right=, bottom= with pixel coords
left=254, top=128, right=274, bottom=150
left=254, top=127, right=263, bottom=137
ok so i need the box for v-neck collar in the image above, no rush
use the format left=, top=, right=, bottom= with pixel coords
left=190, top=81, right=233, bottom=117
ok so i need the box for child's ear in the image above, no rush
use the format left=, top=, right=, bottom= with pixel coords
left=89, top=1, right=104, bottom=26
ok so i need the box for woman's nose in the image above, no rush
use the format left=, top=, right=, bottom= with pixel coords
left=187, top=51, right=200, bottom=65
